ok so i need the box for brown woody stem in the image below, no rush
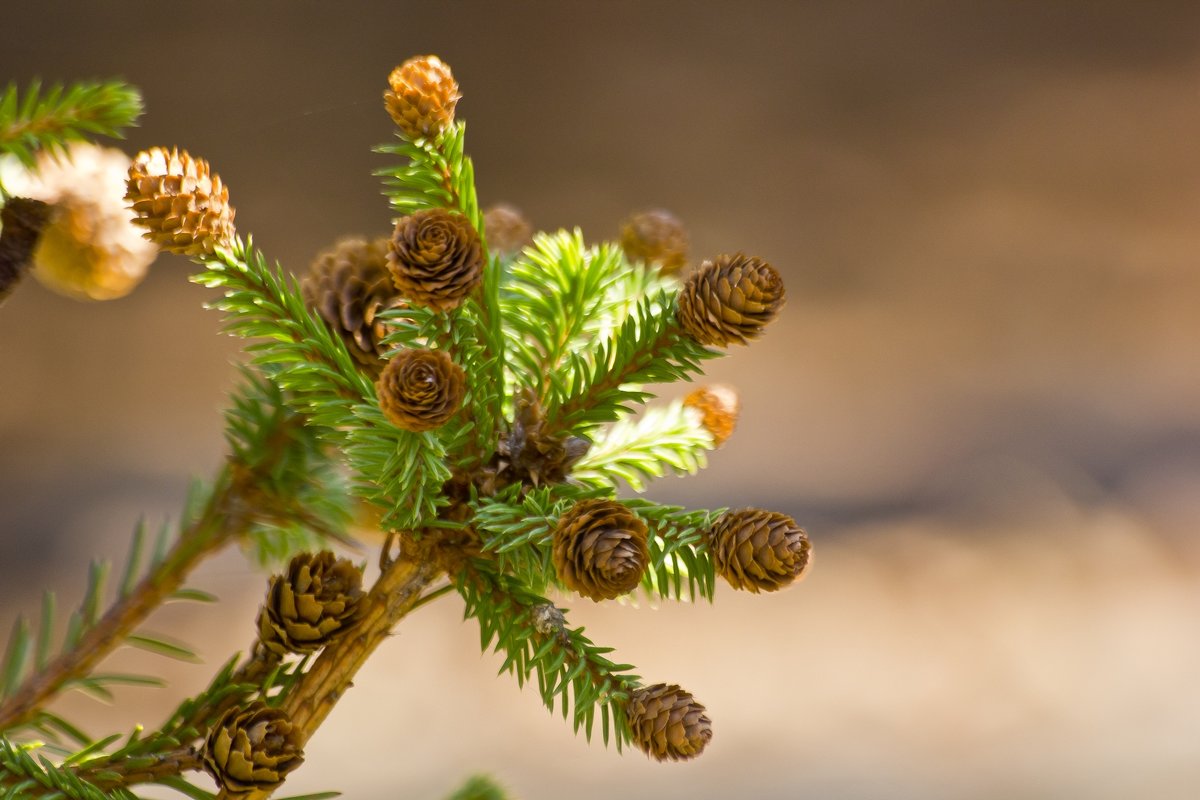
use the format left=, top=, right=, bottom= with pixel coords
left=0, top=414, right=307, bottom=734
left=0, top=197, right=52, bottom=305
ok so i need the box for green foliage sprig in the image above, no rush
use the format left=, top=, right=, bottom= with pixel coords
left=0, top=80, right=142, bottom=170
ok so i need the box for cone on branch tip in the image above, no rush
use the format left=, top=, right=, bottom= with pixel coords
left=388, top=208, right=483, bottom=311
left=125, top=146, right=235, bottom=256
left=483, top=203, right=534, bottom=256
left=620, top=208, right=688, bottom=275
left=384, top=55, right=461, bottom=140
left=552, top=499, right=649, bottom=601
left=302, top=236, right=401, bottom=376
left=377, top=347, right=466, bottom=432
left=708, top=509, right=811, bottom=593
left=676, top=253, right=784, bottom=346
left=257, top=551, right=366, bottom=656
left=203, top=702, right=304, bottom=798
left=626, top=684, right=712, bottom=762
left=683, top=384, right=740, bottom=447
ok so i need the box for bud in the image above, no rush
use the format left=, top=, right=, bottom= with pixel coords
left=619, top=209, right=688, bottom=275
left=676, top=253, right=784, bottom=346
left=625, top=683, right=712, bottom=761
left=384, top=55, right=461, bottom=140
left=125, top=146, right=235, bottom=256
left=483, top=203, right=533, bottom=256
left=683, top=384, right=740, bottom=447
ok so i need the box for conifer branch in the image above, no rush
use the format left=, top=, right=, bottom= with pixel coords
left=458, top=563, right=639, bottom=749
left=572, top=398, right=714, bottom=491
left=275, top=536, right=443, bottom=753
left=0, top=375, right=337, bottom=736
left=0, top=80, right=142, bottom=169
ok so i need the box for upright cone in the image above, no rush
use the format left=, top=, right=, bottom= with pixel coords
left=125, top=146, right=235, bottom=256
left=619, top=209, right=688, bottom=275
left=384, top=55, right=461, bottom=140
left=257, top=551, right=366, bottom=657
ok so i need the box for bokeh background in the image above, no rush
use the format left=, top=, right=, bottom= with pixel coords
left=3, top=2, right=1200, bottom=798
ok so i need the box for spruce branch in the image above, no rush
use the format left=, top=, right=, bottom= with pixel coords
left=571, top=398, right=715, bottom=492
left=548, top=291, right=719, bottom=436
left=458, top=563, right=639, bottom=749
left=0, top=373, right=338, bottom=737
left=0, top=79, right=142, bottom=169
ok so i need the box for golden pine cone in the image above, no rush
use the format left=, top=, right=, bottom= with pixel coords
left=4, top=142, right=158, bottom=301
left=203, top=702, right=304, bottom=797
left=619, top=209, right=688, bottom=275
left=482, top=203, right=533, bottom=256
left=376, top=347, right=466, bottom=431
left=257, top=551, right=366, bottom=657
left=387, top=208, right=483, bottom=311
left=125, top=146, right=235, bottom=256
left=302, top=236, right=400, bottom=376
left=676, top=253, right=784, bottom=346
left=384, top=55, right=461, bottom=140
left=683, top=384, right=741, bottom=447
left=708, top=509, right=811, bottom=593
left=552, top=499, right=649, bottom=601
left=625, top=683, right=712, bottom=762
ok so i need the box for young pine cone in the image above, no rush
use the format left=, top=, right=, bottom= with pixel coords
left=376, top=347, right=466, bottom=431
left=482, top=203, right=533, bottom=256
left=683, top=384, right=741, bottom=447
left=625, top=683, right=712, bottom=762
left=203, top=702, right=304, bottom=797
left=125, top=146, right=235, bottom=256
left=619, top=208, right=688, bottom=275
left=302, top=236, right=400, bottom=375
left=387, top=208, right=484, bottom=311
left=257, top=551, right=366, bottom=656
left=676, top=253, right=785, bottom=346
left=708, top=509, right=811, bottom=593
left=384, top=55, right=461, bottom=140
left=552, top=499, right=649, bottom=601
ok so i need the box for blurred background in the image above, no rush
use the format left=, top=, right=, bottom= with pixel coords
left=2, top=1, right=1199, bottom=797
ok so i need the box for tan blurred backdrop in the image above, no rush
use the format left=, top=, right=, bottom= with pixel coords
left=2, top=2, right=1200, bottom=798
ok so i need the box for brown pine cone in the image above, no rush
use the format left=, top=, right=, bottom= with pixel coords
left=683, top=384, right=741, bottom=447
left=302, top=237, right=400, bottom=375
left=384, top=55, right=461, bottom=140
left=619, top=209, right=688, bottom=275
left=257, top=551, right=366, bottom=656
left=708, top=509, right=811, bottom=593
left=482, top=203, right=533, bottom=256
left=625, top=683, right=712, bottom=762
left=387, top=208, right=483, bottom=311
left=676, top=253, right=785, bottom=346
left=125, top=146, right=235, bottom=256
left=203, top=702, right=304, bottom=797
left=552, top=499, right=649, bottom=601
left=377, top=347, right=466, bottom=431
